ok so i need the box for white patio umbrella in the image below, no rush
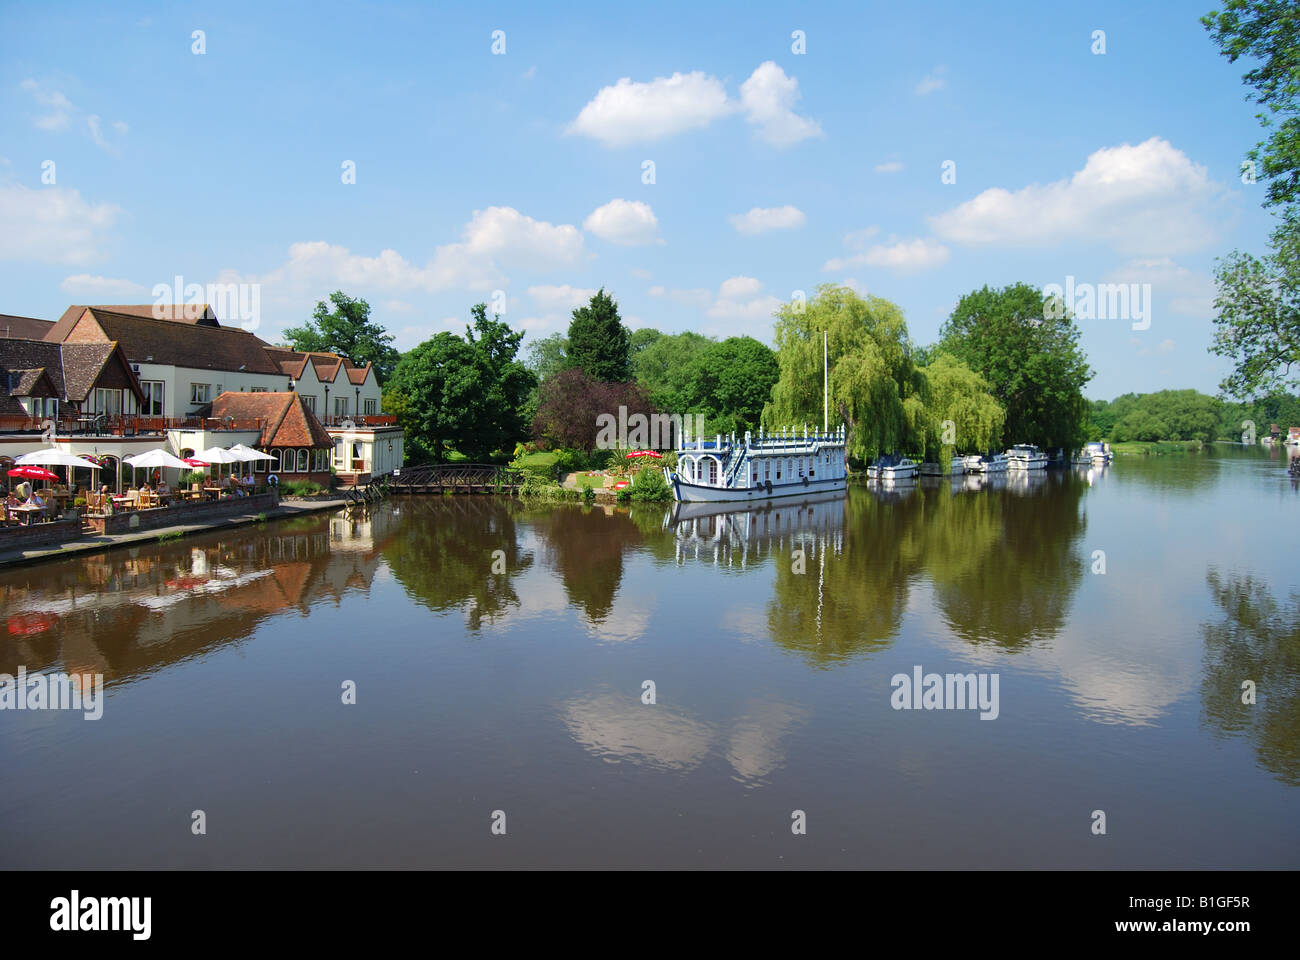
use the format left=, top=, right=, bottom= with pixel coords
left=14, top=447, right=102, bottom=489
left=124, top=448, right=192, bottom=487
left=15, top=448, right=101, bottom=469
left=227, top=443, right=277, bottom=463
left=197, top=446, right=245, bottom=484
left=124, top=449, right=192, bottom=470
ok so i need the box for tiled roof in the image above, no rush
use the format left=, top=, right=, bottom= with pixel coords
left=208, top=391, right=333, bottom=448
left=48, top=307, right=282, bottom=375
left=266, top=347, right=372, bottom=385
left=51, top=304, right=218, bottom=333
left=11, top=367, right=56, bottom=397
left=0, top=338, right=143, bottom=413
left=0, top=314, right=55, bottom=339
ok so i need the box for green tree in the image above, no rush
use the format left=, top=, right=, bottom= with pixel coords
left=525, top=332, right=568, bottom=382
left=282, top=291, right=401, bottom=383
left=765, top=284, right=928, bottom=461
left=566, top=288, right=630, bottom=381
left=1203, top=0, right=1300, bottom=212
left=1209, top=219, right=1300, bottom=398
left=920, top=353, right=1006, bottom=460
left=383, top=332, right=489, bottom=462
left=631, top=330, right=712, bottom=411
left=465, top=303, right=537, bottom=457
left=940, top=283, right=1093, bottom=450
left=684, top=336, right=779, bottom=435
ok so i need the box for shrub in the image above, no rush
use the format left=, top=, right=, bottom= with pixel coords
left=630, top=464, right=671, bottom=502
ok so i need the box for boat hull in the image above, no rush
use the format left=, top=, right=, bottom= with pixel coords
left=670, top=473, right=847, bottom=503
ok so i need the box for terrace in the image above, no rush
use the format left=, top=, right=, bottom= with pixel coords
left=0, top=413, right=268, bottom=437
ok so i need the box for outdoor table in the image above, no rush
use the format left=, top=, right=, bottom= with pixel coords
left=11, top=504, right=45, bottom=525
left=203, top=487, right=224, bottom=501
left=112, top=496, right=135, bottom=510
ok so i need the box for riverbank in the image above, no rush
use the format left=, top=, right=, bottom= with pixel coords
left=1110, top=439, right=1205, bottom=456
left=0, top=496, right=350, bottom=569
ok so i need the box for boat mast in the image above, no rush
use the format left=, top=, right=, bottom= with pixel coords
left=822, top=329, right=828, bottom=435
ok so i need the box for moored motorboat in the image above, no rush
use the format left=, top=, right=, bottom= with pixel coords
left=1006, top=444, right=1048, bottom=470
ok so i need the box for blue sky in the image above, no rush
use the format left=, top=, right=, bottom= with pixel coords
left=0, top=0, right=1280, bottom=398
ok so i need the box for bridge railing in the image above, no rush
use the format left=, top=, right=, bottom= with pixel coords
left=390, top=463, right=524, bottom=488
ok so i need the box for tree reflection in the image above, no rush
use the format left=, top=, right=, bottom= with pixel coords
left=383, top=497, right=532, bottom=629
left=925, top=474, right=1087, bottom=649
left=530, top=505, right=644, bottom=623
left=1201, top=569, right=1300, bottom=785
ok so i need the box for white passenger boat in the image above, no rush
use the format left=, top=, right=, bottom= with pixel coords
left=670, top=424, right=848, bottom=502
left=1006, top=444, right=1048, bottom=470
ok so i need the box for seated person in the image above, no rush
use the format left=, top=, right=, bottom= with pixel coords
left=156, top=479, right=171, bottom=497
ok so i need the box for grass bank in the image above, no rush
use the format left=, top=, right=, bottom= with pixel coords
left=1110, top=439, right=1205, bottom=456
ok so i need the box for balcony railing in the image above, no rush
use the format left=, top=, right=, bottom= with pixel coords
left=322, top=414, right=397, bottom=427
left=0, top=414, right=266, bottom=437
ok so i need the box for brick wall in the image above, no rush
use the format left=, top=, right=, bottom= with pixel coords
left=0, top=518, right=81, bottom=551
left=85, top=491, right=278, bottom=535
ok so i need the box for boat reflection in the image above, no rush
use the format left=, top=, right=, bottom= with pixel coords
left=669, top=491, right=845, bottom=567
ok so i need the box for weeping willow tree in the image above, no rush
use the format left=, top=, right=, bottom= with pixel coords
left=919, top=352, right=1006, bottom=463
left=764, top=284, right=928, bottom=462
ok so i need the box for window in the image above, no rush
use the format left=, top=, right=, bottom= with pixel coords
left=334, top=397, right=349, bottom=417
left=139, top=381, right=164, bottom=416
left=363, top=398, right=376, bottom=415
left=333, top=438, right=344, bottom=466
left=92, top=388, right=123, bottom=416
left=280, top=449, right=294, bottom=473
left=302, top=395, right=316, bottom=412
left=707, top=459, right=718, bottom=485
left=250, top=386, right=267, bottom=393
left=297, top=449, right=309, bottom=473
left=764, top=460, right=770, bottom=481
left=254, top=453, right=267, bottom=474
left=776, top=459, right=782, bottom=480
left=190, top=383, right=211, bottom=404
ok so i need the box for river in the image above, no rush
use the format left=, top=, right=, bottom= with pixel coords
left=1, top=446, right=1296, bottom=867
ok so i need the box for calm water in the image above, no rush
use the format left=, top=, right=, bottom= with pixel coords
left=2, top=447, right=1297, bottom=868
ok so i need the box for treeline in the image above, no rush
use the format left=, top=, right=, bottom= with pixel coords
left=303, top=281, right=1101, bottom=465
left=1088, top=390, right=1300, bottom=443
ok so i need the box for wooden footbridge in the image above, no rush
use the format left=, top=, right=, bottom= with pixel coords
left=388, top=463, right=524, bottom=494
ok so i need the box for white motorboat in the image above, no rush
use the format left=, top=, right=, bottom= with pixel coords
left=1006, top=444, right=1048, bottom=470
left=877, top=457, right=918, bottom=481
left=950, top=456, right=966, bottom=475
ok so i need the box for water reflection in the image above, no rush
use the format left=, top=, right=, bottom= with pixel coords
left=1201, top=568, right=1300, bottom=785
left=0, top=510, right=394, bottom=685
left=382, top=497, right=533, bottom=628
left=530, top=505, right=644, bottom=623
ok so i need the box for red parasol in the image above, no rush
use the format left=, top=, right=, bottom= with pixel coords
left=182, top=458, right=210, bottom=467
left=7, top=466, right=60, bottom=481
left=626, top=450, right=663, bottom=459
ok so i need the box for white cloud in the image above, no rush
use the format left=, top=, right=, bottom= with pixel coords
left=874, top=160, right=904, bottom=173
left=528, top=284, right=598, bottom=311
left=707, top=276, right=783, bottom=324
left=568, top=62, right=820, bottom=148
left=0, top=183, right=121, bottom=264
left=823, top=237, right=950, bottom=273
left=583, top=198, right=661, bottom=245
left=1104, top=257, right=1216, bottom=317
left=728, top=205, right=806, bottom=235
left=915, top=66, right=947, bottom=96
left=739, top=61, right=822, bottom=147
left=568, top=71, right=732, bottom=146
left=930, top=138, right=1225, bottom=256
left=22, top=79, right=126, bottom=150
left=60, top=274, right=146, bottom=296
left=842, top=226, right=880, bottom=248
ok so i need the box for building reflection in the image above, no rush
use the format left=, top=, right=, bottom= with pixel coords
left=0, top=507, right=400, bottom=685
